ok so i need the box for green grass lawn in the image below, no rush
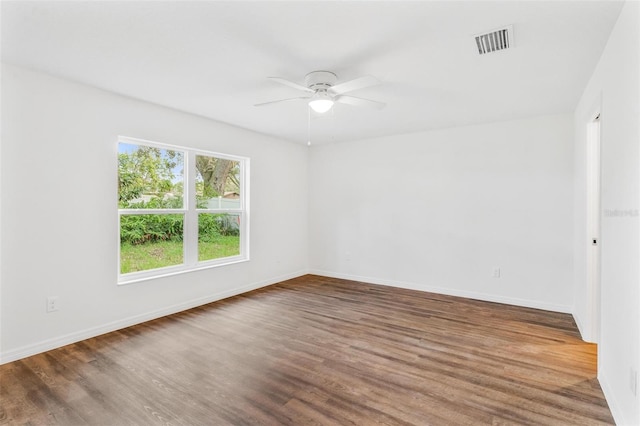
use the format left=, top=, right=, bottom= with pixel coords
left=199, top=236, right=241, bottom=262
left=120, top=236, right=240, bottom=274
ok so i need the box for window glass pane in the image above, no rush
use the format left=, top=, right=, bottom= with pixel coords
left=198, top=213, right=241, bottom=261
left=118, top=143, right=184, bottom=209
left=120, top=214, right=184, bottom=273
left=195, top=155, right=240, bottom=209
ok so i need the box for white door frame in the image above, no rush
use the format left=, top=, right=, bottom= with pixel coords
left=586, top=111, right=602, bottom=343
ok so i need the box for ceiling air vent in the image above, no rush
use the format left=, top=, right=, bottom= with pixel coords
left=474, top=25, right=513, bottom=55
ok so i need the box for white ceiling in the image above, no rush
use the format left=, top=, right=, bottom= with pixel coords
left=2, top=1, right=624, bottom=145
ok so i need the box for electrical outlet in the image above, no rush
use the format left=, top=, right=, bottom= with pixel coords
left=631, top=368, right=638, bottom=396
left=345, top=251, right=351, bottom=261
left=46, top=296, right=59, bottom=313
left=493, top=267, right=501, bottom=278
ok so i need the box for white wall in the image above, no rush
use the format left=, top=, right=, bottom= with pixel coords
left=0, top=64, right=308, bottom=362
left=309, top=114, right=574, bottom=312
left=573, top=2, right=640, bottom=424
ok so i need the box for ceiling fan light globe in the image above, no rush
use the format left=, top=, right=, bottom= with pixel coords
left=309, top=99, right=334, bottom=113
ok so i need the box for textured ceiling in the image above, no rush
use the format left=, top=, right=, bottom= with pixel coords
left=1, top=1, right=624, bottom=145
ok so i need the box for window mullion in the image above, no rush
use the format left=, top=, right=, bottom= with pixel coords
left=119, top=209, right=186, bottom=215
left=241, top=159, right=249, bottom=258
left=184, top=151, right=198, bottom=266
left=196, top=209, right=244, bottom=214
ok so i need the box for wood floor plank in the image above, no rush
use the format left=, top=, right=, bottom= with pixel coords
left=0, top=275, right=614, bottom=425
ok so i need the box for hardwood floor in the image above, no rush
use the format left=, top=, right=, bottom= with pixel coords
left=0, top=275, right=614, bottom=425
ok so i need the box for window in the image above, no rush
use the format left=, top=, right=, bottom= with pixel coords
left=118, top=137, right=249, bottom=284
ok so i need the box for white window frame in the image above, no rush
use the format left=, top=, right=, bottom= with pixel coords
left=117, top=136, right=250, bottom=285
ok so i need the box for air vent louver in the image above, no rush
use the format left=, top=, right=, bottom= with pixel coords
left=474, top=26, right=513, bottom=55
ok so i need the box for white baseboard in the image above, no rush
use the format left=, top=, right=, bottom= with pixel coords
left=599, top=369, right=633, bottom=426
left=309, top=269, right=573, bottom=314
left=572, top=309, right=588, bottom=342
left=0, top=270, right=307, bottom=365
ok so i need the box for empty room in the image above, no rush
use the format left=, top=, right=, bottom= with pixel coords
left=1, top=1, right=638, bottom=425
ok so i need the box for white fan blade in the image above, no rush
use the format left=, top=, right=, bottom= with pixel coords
left=268, top=77, right=314, bottom=93
left=335, top=95, right=385, bottom=110
left=254, top=96, right=310, bottom=107
left=329, top=75, right=380, bottom=95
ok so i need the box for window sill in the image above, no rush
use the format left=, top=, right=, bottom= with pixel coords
left=117, top=256, right=249, bottom=286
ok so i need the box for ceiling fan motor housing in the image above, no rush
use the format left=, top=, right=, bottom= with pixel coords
left=305, top=71, right=337, bottom=91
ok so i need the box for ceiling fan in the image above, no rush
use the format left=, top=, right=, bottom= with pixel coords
left=255, top=71, right=385, bottom=114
